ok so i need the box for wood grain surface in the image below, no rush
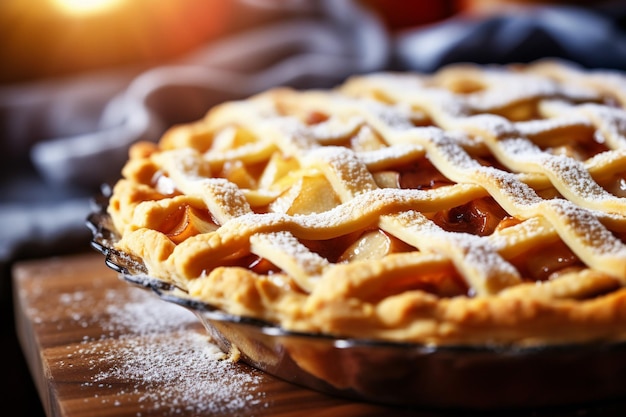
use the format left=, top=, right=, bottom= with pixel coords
left=12, top=252, right=626, bottom=417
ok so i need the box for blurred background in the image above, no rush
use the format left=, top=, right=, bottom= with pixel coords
left=2, top=0, right=626, bottom=415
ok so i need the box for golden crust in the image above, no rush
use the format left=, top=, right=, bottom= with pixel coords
left=108, top=59, right=626, bottom=346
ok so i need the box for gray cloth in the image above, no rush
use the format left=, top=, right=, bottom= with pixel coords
left=5, top=0, right=388, bottom=189
left=395, top=4, right=626, bottom=72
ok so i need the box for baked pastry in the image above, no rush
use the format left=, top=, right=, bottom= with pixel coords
left=107, top=59, right=626, bottom=348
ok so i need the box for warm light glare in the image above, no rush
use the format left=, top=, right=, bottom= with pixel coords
left=52, top=0, right=124, bottom=16
left=0, top=0, right=232, bottom=83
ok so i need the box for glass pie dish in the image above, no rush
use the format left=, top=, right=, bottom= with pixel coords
left=87, top=188, right=626, bottom=411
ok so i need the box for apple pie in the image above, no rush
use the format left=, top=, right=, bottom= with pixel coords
left=107, top=59, right=626, bottom=348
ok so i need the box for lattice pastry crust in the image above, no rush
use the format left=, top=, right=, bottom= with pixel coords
left=108, top=59, right=626, bottom=347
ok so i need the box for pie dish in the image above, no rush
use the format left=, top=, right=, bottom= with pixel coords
left=88, top=198, right=626, bottom=410
left=93, top=59, right=626, bottom=408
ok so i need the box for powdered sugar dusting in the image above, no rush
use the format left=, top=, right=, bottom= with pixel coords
left=54, top=286, right=268, bottom=416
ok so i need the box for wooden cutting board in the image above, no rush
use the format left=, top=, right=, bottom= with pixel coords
left=13, top=252, right=420, bottom=417
left=12, top=252, right=626, bottom=417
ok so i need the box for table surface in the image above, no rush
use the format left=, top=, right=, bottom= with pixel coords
left=12, top=252, right=626, bottom=417
left=12, top=252, right=422, bottom=417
